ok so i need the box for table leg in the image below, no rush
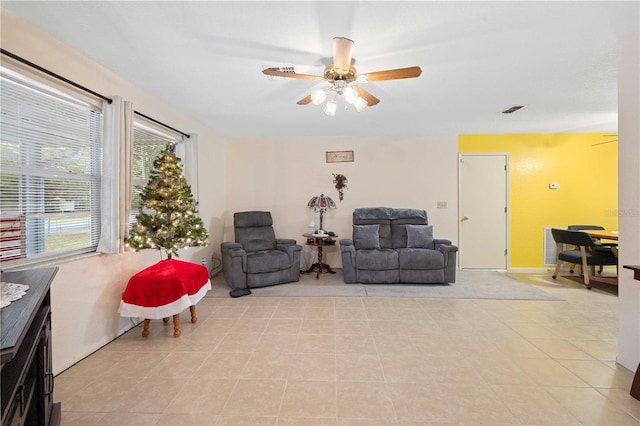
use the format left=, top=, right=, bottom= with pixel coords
left=316, top=246, right=324, bottom=279
left=305, top=244, right=322, bottom=277
left=190, top=305, right=197, bottom=323
left=630, top=362, right=640, bottom=401
left=142, top=319, right=151, bottom=337
left=172, top=314, right=181, bottom=337
left=305, top=245, right=337, bottom=279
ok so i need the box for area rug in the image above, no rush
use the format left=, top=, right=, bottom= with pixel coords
left=562, top=274, right=618, bottom=296
left=206, top=269, right=563, bottom=301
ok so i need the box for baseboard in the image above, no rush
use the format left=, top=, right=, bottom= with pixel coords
left=507, top=267, right=554, bottom=273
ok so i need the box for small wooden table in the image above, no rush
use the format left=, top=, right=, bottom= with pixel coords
left=303, top=233, right=338, bottom=279
left=119, top=259, right=211, bottom=337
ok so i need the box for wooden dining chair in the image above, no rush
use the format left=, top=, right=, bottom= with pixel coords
left=567, top=225, right=618, bottom=275
left=551, top=228, right=618, bottom=289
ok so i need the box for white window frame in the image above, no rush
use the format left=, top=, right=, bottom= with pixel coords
left=0, top=67, right=103, bottom=269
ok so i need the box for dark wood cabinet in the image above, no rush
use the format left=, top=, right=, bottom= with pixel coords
left=1, top=267, right=61, bottom=426
left=623, top=265, right=640, bottom=401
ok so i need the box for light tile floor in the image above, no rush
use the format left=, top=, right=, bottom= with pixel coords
left=55, top=273, right=640, bottom=425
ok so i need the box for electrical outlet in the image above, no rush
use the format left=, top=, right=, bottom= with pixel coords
left=437, top=201, right=447, bottom=208
left=549, top=183, right=560, bottom=189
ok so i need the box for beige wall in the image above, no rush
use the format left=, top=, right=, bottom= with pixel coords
left=617, top=35, right=640, bottom=372
left=224, top=136, right=459, bottom=268
left=1, top=9, right=226, bottom=374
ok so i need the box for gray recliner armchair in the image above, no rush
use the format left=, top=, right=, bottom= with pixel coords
left=221, top=211, right=302, bottom=297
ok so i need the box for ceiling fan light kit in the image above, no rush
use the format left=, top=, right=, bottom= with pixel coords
left=311, top=89, right=328, bottom=105
left=324, top=99, right=337, bottom=117
left=262, top=36, right=422, bottom=116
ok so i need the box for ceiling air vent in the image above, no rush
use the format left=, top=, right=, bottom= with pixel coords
left=502, top=105, right=526, bottom=114
left=262, top=66, right=296, bottom=80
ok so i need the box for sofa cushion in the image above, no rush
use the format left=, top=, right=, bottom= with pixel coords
left=237, top=227, right=277, bottom=252
left=391, top=222, right=428, bottom=248
left=391, top=224, right=407, bottom=249
left=353, top=219, right=392, bottom=249
left=390, top=208, right=428, bottom=222
left=234, top=211, right=273, bottom=227
left=355, top=249, right=398, bottom=270
left=398, top=248, right=444, bottom=270
left=354, top=207, right=393, bottom=220
left=406, top=224, right=434, bottom=249
left=353, top=224, right=380, bottom=249
left=246, top=250, right=290, bottom=273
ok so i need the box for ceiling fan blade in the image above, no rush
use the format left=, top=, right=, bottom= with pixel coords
left=353, top=86, right=380, bottom=106
left=361, top=66, right=423, bottom=82
left=262, top=68, right=324, bottom=81
left=296, top=94, right=313, bottom=105
left=333, top=37, right=354, bottom=74
left=592, top=140, right=618, bottom=146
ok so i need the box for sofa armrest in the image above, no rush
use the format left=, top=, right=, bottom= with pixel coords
left=340, top=239, right=355, bottom=254
left=220, top=242, right=248, bottom=290
left=276, top=240, right=303, bottom=265
left=340, top=239, right=354, bottom=247
left=435, top=242, right=458, bottom=268
left=435, top=242, right=458, bottom=253
left=434, top=238, right=452, bottom=246
left=340, top=239, right=357, bottom=283
left=221, top=242, right=244, bottom=255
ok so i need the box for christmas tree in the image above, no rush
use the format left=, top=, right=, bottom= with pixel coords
left=126, top=141, right=208, bottom=258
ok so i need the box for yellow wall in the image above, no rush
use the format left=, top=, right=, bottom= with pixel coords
left=459, top=133, right=618, bottom=268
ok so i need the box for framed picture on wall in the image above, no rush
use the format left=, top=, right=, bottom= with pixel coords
left=326, top=150, right=354, bottom=163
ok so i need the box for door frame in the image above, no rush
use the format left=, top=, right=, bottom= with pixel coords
left=457, top=152, right=510, bottom=270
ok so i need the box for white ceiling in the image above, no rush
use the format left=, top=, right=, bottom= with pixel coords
left=3, top=1, right=639, bottom=138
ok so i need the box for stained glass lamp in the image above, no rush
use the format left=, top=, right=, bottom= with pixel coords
left=307, top=193, right=336, bottom=232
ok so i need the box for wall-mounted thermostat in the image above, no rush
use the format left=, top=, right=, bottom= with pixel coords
left=549, top=183, right=560, bottom=189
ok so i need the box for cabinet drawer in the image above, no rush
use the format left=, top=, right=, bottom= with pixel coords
left=5, top=376, right=36, bottom=426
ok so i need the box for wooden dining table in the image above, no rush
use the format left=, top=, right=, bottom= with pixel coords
left=584, top=229, right=619, bottom=257
left=584, top=229, right=619, bottom=241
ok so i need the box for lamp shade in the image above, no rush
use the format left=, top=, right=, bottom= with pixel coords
left=307, top=194, right=336, bottom=211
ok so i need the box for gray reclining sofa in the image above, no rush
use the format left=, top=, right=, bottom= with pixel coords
left=340, top=207, right=458, bottom=284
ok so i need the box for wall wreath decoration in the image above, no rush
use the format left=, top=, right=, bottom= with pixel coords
left=333, top=173, right=348, bottom=201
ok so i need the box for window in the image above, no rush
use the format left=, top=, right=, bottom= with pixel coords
left=0, top=69, right=103, bottom=268
left=131, top=123, right=182, bottom=225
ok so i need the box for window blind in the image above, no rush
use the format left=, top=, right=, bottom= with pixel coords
left=131, top=123, right=181, bottom=226
left=0, top=71, right=103, bottom=268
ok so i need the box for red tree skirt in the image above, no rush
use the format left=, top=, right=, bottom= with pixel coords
left=119, top=259, right=211, bottom=319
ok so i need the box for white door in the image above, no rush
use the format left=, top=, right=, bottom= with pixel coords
left=459, top=154, right=508, bottom=269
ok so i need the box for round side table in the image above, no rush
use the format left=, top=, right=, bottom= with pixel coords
left=303, top=233, right=338, bottom=279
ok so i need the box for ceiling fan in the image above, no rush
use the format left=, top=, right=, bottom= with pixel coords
left=592, top=134, right=618, bottom=147
left=262, top=37, right=422, bottom=116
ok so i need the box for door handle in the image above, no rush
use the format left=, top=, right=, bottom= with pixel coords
left=461, top=216, right=469, bottom=222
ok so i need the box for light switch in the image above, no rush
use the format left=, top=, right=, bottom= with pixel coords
left=549, top=183, right=560, bottom=189
left=437, top=201, right=447, bottom=208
